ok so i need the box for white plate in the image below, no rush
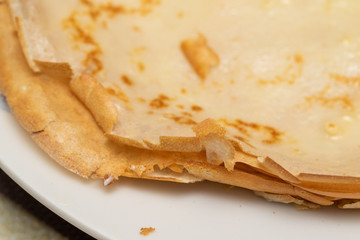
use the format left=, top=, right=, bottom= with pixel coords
left=1, top=99, right=360, bottom=240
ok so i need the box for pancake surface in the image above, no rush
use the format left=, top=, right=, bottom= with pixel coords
left=15, top=0, right=360, bottom=178
left=2, top=0, right=360, bottom=207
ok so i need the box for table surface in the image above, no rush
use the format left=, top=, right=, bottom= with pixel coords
left=0, top=169, right=95, bottom=240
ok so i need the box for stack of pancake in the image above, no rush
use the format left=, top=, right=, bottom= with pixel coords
left=1, top=0, right=360, bottom=208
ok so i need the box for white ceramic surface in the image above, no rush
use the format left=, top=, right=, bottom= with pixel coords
left=1, top=99, right=360, bottom=240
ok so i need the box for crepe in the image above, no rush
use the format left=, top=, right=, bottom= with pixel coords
left=2, top=0, right=360, bottom=208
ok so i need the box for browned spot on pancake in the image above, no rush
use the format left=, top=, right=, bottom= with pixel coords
left=191, top=105, right=203, bottom=112
left=294, top=54, right=303, bottom=64
left=176, top=104, right=184, bottom=109
left=181, top=112, right=193, bottom=117
left=99, top=4, right=126, bottom=18
left=163, top=113, right=196, bottom=125
left=181, top=34, right=220, bottom=80
left=229, top=139, right=242, bottom=151
left=177, top=11, right=184, bottom=18
left=80, top=0, right=100, bottom=21
left=221, top=119, right=250, bottom=137
left=149, top=94, right=170, bottom=108
left=132, top=25, right=141, bottom=32
left=304, top=84, right=353, bottom=110
left=79, top=1, right=92, bottom=10
left=222, top=119, right=283, bottom=144
left=140, top=227, right=155, bottom=236
left=147, top=111, right=154, bottom=115
left=63, top=0, right=161, bottom=73
left=63, top=13, right=96, bottom=45
left=121, top=75, right=133, bottom=86
left=181, top=88, right=187, bottom=94
left=138, top=0, right=162, bottom=15
left=258, top=53, right=303, bottom=85
left=63, top=11, right=103, bottom=74
left=329, top=73, right=360, bottom=87
left=106, top=84, right=129, bottom=102
left=235, top=119, right=260, bottom=130
left=138, top=61, right=145, bottom=72
left=81, top=0, right=161, bottom=19
left=262, top=126, right=282, bottom=144
left=81, top=48, right=103, bottom=74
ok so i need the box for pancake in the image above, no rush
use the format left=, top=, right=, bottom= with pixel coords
left=2, top=0, right=360, bottom=207
left=8, top=0, right=360, bottom=180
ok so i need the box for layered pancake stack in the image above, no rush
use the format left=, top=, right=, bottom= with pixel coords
left=1, top=0, right=360, bottom=208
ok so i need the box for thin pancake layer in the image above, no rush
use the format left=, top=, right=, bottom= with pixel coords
left=4, top=1, right=360, bottom=207
left=1, top=2, right=335, bottom=207
left=7, top=0, right=360, bottom=182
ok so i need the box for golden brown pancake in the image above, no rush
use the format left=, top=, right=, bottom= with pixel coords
left=2, top=0, right=360, bottom=208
